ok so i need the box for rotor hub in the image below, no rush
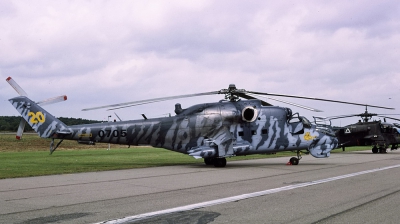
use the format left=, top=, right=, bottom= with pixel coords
left=219, top=84, right=247, bottom=101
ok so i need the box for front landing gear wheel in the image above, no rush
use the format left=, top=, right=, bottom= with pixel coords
left=213, top=158, right=227, bottom=167
left=290, top=157, right=299, bottom=165
left=288, top=150, right=302, bottom=165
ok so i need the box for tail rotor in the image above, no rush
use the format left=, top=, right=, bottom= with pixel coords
left=6, top=77, right=67, bottom=139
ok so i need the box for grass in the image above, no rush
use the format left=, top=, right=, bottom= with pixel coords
left=0, top=133, right=372, bottom=179
left=0, top=149, right=202, bottom=179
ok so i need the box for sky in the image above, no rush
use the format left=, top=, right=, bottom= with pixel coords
left=1, top=0, right=399, bottom=127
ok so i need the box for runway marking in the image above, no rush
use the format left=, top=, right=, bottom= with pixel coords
left=95, top=164, right=400, bottom=224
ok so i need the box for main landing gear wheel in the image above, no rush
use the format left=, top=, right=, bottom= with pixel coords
left=372, top=147, right=378, bottom=153
left=204, top=158, right=214, bottom=165
left=379, top=147, right=387, bottom=153
left=213, top=158, right=227, bottom=167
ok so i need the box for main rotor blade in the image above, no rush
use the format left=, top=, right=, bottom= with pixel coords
left=377, top=116, right=400, bottom=122
left=247, top=91, right=395, bottom=110
left=82, top=91, right=219, bottom=111
left=326, top=113, right=400, bottom=121
left=325, top=114, right=361, bottom=120
left=107, top=98, right=172, bottom=111
left=246, top=93, right=323, bottom=112
left=236, top=93, right=273, bottom=106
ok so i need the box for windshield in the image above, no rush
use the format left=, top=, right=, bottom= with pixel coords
left=301, top=116, right=311, bottom=128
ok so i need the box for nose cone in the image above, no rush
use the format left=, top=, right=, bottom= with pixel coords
left=308, top=134, right=338, bottom=158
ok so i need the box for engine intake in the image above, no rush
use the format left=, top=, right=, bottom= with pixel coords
left=242, top=106, right=258, bottom=122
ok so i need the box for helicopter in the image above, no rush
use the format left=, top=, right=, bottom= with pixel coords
left=327, top=107, right=400, bottom=153
left=6, top=77, right=393, bottom=167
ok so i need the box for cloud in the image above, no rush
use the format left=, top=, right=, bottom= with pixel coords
left=1, top=0, right=399, bottom=126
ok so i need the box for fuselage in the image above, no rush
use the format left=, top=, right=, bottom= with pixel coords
left=336, top=121, right=400, bottom=149
left=9, top=96, right=338, bottom=159
left=57, top=100, right=337, bottom=157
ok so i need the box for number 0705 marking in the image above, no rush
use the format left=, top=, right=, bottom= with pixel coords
left=98, top=130, right=127, bottom=138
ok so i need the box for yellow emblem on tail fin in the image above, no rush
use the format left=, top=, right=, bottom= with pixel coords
left=28, top=111, right=45, bottom=124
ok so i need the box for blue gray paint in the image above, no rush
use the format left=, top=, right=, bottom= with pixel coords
left=9, top=96, right=338, bottom=159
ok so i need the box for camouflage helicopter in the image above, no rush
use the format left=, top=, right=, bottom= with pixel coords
left=327, top=107, right=400, bottom=153
left=7, top=77, right=393, bottom=167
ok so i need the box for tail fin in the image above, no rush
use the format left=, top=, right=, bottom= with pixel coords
left=9, top=96, right=69, bottom=138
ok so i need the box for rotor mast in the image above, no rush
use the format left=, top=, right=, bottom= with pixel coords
left=219, top=84, right=247, bottom=102
left=360, top=106, right=378, bottom=122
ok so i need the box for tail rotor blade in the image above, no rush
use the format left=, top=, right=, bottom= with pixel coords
left=16, top=119, right=26, bottom=140
left=36, top=95, right=68, bottom=106
left=6, top=77, right=28, bottom=96
left=7, top=77, right=28, bottom=139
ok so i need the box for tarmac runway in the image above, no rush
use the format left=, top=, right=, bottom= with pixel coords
left=2, top=149, right=400, bottom=224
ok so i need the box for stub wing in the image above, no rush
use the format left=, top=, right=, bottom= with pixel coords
left=188, top=127, right=235, bottom=159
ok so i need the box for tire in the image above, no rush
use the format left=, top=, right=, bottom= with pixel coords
left=290, top=157, right=299, bottom=165
left=204, top=158, right=214, bottom=165
left=213, top=158, right=227, bottom=167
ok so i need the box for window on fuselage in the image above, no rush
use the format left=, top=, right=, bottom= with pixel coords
left=301, top=116, right=312, bottom=128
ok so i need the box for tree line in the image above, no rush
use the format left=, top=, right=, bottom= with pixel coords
left=0, top=116, right=101, bottom=132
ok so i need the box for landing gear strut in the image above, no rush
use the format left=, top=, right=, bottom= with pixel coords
left=289, top=150, right=302, bottom=165
left=50, top=139, right=63, bottom=155
left=373, top=145, right=387, bottom=154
